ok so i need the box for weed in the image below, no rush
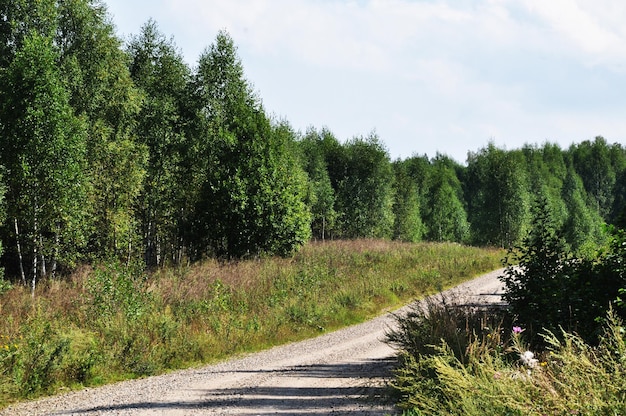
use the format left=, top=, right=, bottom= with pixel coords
left=0, top=278, right=11, bottom=297
left=12, top=315, right=69, bottom=398
left=388, top=295, right=626, bottom=415
left=0, top=240, right=503, bottom=407
left=86, top=261, right=150, bottom=322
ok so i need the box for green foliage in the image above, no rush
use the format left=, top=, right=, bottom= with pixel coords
left=560, top=165, right=606, bottom=256
left=424, top=156, right=469, bottom=243
left=597, top=226, right=626, bottom=317
left=86, top=261, right=150, bottom=322
left=0, top=0, right=145, bottom=270
left=0, top=313, right=69, bottom=400
left=335, top=134, right=395, bottom=239
left=522, top=143, right=568, bottom=230
left=0, top=30, right=88, bottom=284
left=127, top=20, right=192, bottom=267
left=501, top=195, right=584, bottom=343
left=392, top=160, right=424, bottom=242
left=262, top=122, right=312, bottom=255
left=12, top=319, right=68, bottom=397
left=87, top=127, right=146, bottom=259
left=611, top=168, right=626, bottom=228
left=298, top=128, right=339, bottom=240
left=0, top=241, right=503, bottom=406
left=0, top=279, right=10, bottom=296
left=501, top=195, right=625, bottom=345
left=569, top=136, right=620, bottom=219
left=0, top=0, right=58, bottom=67
left=191, top=32, right=310, bottom=259
left=57, top=0, right=146, bottom=260
left=388, top=297, right=626, bottom=415
left=466, top=144, right=531, bottom=248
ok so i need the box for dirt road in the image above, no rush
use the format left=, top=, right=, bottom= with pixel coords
left=1, top=269, right=505, bottom=415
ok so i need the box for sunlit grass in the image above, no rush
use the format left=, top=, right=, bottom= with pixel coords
left=387, top=293, right=626, bottom=415
left=0, top=239, right=503, bottom=406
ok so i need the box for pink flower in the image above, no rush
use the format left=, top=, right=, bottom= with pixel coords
left=512, top=326, right=523, bottom=334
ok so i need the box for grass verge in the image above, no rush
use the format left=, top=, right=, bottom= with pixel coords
left=387, top=293, right=626, bottom=415
left=0, top=239, right=503, bottom=407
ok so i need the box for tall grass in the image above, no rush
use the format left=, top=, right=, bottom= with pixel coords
left=0, top=239, right=503, bottom=406
left=387, top=294, right=626, bottom=415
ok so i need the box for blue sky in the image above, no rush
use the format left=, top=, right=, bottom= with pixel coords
left=104, top=0, right=626, bottom=163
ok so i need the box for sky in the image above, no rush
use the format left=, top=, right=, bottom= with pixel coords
left=104, top=0, right=626, bottom=163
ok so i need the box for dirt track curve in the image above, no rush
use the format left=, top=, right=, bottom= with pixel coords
left=1, top=269, right=505, bottom=416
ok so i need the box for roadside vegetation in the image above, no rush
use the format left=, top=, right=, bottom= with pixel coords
left=0, top=240, right=502, bottom=406
left=387, top=198, right=626, bottom=415
left=388, top=297, right=626, bottom=415
left=2, top=1, right=626, bottom=413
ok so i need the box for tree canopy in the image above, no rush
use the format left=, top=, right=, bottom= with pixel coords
left=0, top=2, right=625, bottom=282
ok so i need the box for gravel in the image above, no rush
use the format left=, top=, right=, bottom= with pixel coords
left=1, top=269, right=505, bottom=416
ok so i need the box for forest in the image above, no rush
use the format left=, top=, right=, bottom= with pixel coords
left=0, top=0, right=625, bottom=292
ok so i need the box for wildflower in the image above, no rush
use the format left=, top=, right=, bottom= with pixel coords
left=520, top=350, right=538, bottom=368
left=512, top=326, right=523, bottom=334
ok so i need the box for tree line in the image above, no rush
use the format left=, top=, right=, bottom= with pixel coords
left=0, top=1, right=625, bottom=292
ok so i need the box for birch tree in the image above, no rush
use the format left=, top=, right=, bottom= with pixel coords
left=0, top=32, right=87, bottom=292
left=191, top=31, right=310, bottom=258
left=127, top=20, right=191, bottom=266
left=56, top=0, right=146, bottom=260
left=466, top=144, right=531, bottom=247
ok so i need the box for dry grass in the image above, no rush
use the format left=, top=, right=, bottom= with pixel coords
left=388, top=294, right=626, bottom=415
left=0, top=239, right=504, bottom=406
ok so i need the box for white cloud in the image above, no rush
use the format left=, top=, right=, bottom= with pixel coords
left=519, top=0, right=626, bottom=68
left=162, top=0, right=479, bottom=71
left=107, top=0, right=626, bottom=161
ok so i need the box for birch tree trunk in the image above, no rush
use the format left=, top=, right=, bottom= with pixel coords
left=14, top=218, right=26, bottom=286
left=51, top=226, right=59, bottom=279
left=32, top=207, right=38, bottom=297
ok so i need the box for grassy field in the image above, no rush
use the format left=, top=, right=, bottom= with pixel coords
left=0, top=239, right=503, bottom=406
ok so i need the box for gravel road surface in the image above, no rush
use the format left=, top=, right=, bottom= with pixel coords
left=1, top=269, right=505, bottom=416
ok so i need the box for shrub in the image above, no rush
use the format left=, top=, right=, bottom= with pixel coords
left=386, top=292, right=510, bottom=365
left=9, top=316, right=68, bottom=398
left=388, top=296, right=626, bottom=415
left=500, top=196, right=624, bottom=345
left=85, top=261, right=150, bottom=322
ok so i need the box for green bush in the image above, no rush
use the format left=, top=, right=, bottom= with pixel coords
left=11, top=317, right=68, bottom=398
left=0, top=278, right=11, bottom=296
left=386, top=293, right=510, bottom=365
left=501, top=196, right=626, bottom=345
left=86, top=261, right=150, bottom=322
left=388, top=297, right=626, bottom=415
